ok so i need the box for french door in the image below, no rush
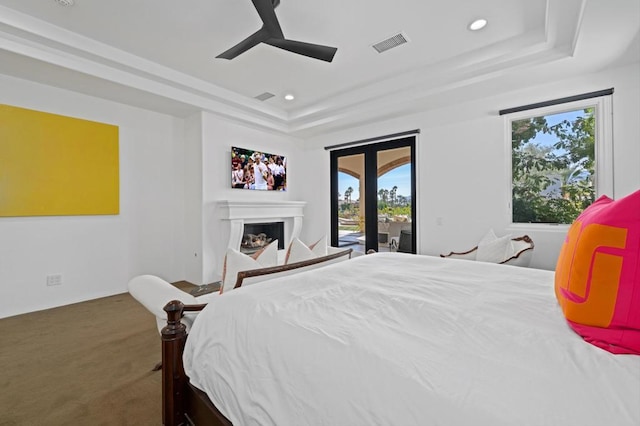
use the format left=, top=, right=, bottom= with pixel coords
left=330, top=136, right=416, bottom=254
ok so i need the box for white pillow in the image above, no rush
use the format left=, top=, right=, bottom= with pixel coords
left=285, top=236, right=327, bottom=264
left=220, top=240, right=278, bottom=294
left=310, top=235, right=328, bottom=257
left=476, top=234, right=512, bottom=263
left=478, top=228, right=498, bottom=245
left=503, top=240, right=517, bottom=261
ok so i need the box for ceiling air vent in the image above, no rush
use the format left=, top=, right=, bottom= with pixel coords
left=372, top=32, right=409, bottom=54
left=254, top=92, right=276, bottom=102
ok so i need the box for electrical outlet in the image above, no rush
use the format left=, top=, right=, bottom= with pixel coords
left=46, top=274, right=63, bottom=286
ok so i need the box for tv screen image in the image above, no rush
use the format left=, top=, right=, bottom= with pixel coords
left=231, top=146, right=287, bottom=191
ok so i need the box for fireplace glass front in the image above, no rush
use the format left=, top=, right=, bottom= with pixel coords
left=241, top=222, right=285, bottom=254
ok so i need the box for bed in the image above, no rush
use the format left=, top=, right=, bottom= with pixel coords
left=160, top=252, right=640, bottom=426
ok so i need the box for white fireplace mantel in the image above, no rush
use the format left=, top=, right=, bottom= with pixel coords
left=218, top=200, right=307, bottom=250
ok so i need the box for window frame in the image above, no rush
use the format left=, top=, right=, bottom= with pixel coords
left=504, top=94, right=613, bottom=231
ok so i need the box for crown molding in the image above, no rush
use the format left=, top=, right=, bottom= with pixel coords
left=0, top=0, right=587, bottom=136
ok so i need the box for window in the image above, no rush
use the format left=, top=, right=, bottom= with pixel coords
left=506, top=94, right=613, bottom=225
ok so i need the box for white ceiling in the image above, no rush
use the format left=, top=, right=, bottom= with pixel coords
left=0, top=0, right=638, bottom=137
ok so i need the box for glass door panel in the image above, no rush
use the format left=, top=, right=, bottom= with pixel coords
left=337, top=154, right=365, bottom=253
left=377, top=147, right=412, bottom=253
left=331, top=135, right=416, bottom=254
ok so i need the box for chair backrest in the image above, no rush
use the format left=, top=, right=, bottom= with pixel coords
left=397, top=229, right=413, bottom=253
left=501, top=235, right=535, bottom=267
left=440, top=234, right=534, bottom=267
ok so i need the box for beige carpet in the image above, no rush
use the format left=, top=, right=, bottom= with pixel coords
left=0, top=282, right=195, bottom=426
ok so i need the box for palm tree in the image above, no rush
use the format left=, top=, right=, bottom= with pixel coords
left=344, top=187, right=353, bottom=204
left=378, top=188, right=388, bottom=204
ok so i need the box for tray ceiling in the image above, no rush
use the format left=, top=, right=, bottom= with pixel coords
left=0, top=0, right=637, bottom=136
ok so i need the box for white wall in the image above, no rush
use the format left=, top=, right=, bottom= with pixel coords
left=2, top=60, right=636, bottom=317
left=0, top=76, right=302, bottom=316
left=199, top=113, right=301, bottom=284
left=183, top=113, right=204, bottom=284
left=299, top=62, right=640, bottom=270
left=0, top=75, right=186, bottom=318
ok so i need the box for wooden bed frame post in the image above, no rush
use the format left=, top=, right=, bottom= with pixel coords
left=162, top=300, right=187, bottom=426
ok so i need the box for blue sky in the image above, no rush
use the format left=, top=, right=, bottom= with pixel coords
left=523, top=108, right=585, bottom=149
left=339, top=164, right=411, bottom=201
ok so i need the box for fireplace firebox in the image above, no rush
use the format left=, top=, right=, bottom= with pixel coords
left=241, top=222, right=285, bottom=254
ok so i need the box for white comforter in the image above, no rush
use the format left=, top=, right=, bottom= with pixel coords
left=183, top=253, right=640, bottom=426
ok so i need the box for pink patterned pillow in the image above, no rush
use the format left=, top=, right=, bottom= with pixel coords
left=554, top=189, right=640, bottom=354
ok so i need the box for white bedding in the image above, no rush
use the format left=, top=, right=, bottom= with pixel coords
left=183, top=253, right=640, bottom=426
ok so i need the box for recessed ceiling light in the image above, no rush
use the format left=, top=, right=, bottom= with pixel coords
left=284, top=94, right=295, bottom=101
left=468, top=19, right=487, bottom=31
left=54, top=0, right=75, bottom=6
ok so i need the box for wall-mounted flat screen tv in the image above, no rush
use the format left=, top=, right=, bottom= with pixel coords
left=231, top=146, right=287, bottom=191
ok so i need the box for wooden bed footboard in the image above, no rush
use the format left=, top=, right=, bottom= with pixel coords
left=162, top=300, right=232, bottom=426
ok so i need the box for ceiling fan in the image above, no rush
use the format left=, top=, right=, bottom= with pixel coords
left=217, top=0, right=337, bottom=62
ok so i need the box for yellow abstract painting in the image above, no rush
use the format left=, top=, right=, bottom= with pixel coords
left=0, top=104, right=119, bottom=216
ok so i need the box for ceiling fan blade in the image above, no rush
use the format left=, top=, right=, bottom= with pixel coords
left=216, top=28, right=271, bottom=60
left=265, top=38, right=337, bottom=62
left=217, top=0, right=337, bottom=62
left=251, top=0, right=284, bottom=38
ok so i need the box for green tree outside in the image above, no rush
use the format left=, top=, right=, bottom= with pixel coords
left=511, top=107, right=596, bottom=224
